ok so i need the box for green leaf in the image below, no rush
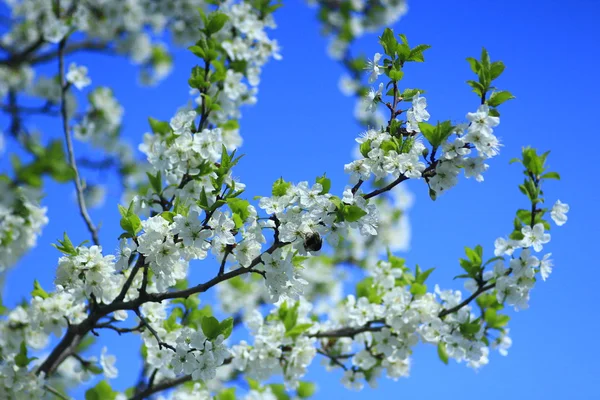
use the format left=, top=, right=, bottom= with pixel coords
left=15, top=341, right=37, bottom=368
left=148, top=117, right=171, bottom=135
left=31, top=280, right=49, bottom=299
left=541, top=172, right=560, bottom=180
left=466, top=57, right=481, bottom=74
left=465, top=246, right=482, bottom=266
left=201, top=316, right=221, bottom=340
left=400, top=88, right=425, bottom=101
left=410, top=282, right=427, bottom=296
left=272, top=177, right=291, bottom=197
left=217, top=388, right=236, bottom=400
left=487, top=91, right=515, bottom=107
left=418, top=121, right=453, bottom=148
left=415, top=267, right=435, bottom=284
left=490, top=61, right=505, bottom=80
left=316, top=174, right=331, bottom=194
left=219, top=317, right=234, bottom=339
left=199, top=187, right=210, bottom=210
left=86, top=363, right=104, bottom=375
left=283, top=302, right=299, bottom=332
left=118, top=204, right=142, bottom=237
left=408, top=44, right=431, bottom=62
left=418, top=122, right=436, bottom=144
left=437, top=342, right=449, bottom=365
left=285, top=323, right=313, bottom=339
left=207, top=13, right=229, bottom=34
left=388, top=69, right=404, bottom=81
left=380, top=28, right=397, bottom=56
left=268, top=384, right=290, bottom=400
left=188, top=45, right=206, bottom=59
left=297, top=381, right=317, bottom=398
left=480, top=47, right=491, bottom=71
left=359, top=139, right=372, bottom=157
left=343, top=205, right=367, bottom=222
left=227, top=198, right=250, bottom=221
left=484, top=308, right=510, bottom=329
left=460, top=320, right=481, bottom=336
left=161, top=211, right=175, bottom=223
left=466, top=80, right=485, bottom=97
left=232, top=213, right=244, bottom=229
left=85, top=380, right=118, bottom=400
left=52, top=232, right=77, bottom=255
left=146, top=171, right=162, bottom=195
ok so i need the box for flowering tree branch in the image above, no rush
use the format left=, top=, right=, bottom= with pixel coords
left=0, top=2, right=569, bottom=399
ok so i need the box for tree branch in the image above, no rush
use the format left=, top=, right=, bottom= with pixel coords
left=57, top=32, right=100, bottom=246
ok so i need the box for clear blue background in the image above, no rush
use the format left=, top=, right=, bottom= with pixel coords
left=2, top=0, right=599, bottom=399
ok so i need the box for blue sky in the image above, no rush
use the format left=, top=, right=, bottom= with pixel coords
left=2, top=0, right=600, bottom=398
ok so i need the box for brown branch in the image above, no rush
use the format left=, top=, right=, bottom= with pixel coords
left=129, top=375, right=192, bottom=400
left=133, top=308, right=176, bottom=352
left=438, top=283, right=495, bottom=318
left=310, top=321, right=384, bottom=339
left=57, top=32, right=100, bottom=246
left=317, top=349, right=349, bottom=371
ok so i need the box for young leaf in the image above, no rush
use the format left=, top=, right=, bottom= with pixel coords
left=31, top=280, right=49, bottom=299
left=343, top=205, right=367, bottom=222
left=85, top=380, right=118, bottom=400
left=316, top=174, right=331, bottom=194
left=207, top=13, right=229, bottom=35
left=272, top=177, right=291, bottom=197
left=488, top=91, right=515, bottom=107
left=437, top=342, right=449, bottom=365
left=201, top=316, right=221, bottom=340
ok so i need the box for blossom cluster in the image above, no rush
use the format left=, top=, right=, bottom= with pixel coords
left=231, top=303, right=317, bottom=388
left=0, top=183, right=48, bottom=274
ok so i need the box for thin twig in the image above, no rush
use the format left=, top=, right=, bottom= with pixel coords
left=133, top=308, right=176, bottom=352
left=57, top=27, right=100, bottom=246
left=44, top=384, right=72, bottom=400
left=317, top=349, right=348, bottom=371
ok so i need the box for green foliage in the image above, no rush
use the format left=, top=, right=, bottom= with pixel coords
left=356, top=277, right=382, bottom=303
left=379, top=29, right=431, bottom=65
left=31, top=279, right=49, bottom=299
left=458, top=245, right=484, bottom=279
left=148, top=117, right=171, bottom=135
left=508, top=147, right=559, bottom=238
left=217, top=388, right=236, bottom=400
left=316, top=174, right=331, bottom=194
left=268, top=383, right=290, bottom=400
left=276, top=301, right=313, bottom=338
left=85, top=380, right=118, bottom=400
left=484, top=308, right=510, bottom=329
left=343, top=204, right=367, bottom=222
left=200, top=316, right=234, bottom=340
left=437, top=342, right=449, bottom=365
left=466, top=48, right=513, bottom=108
left=15, top=341, right=37, bottom=368
left=206, top=13, right=229, bottom=35
left=488, top=91, right=515, bottom=107
left=297, top=381, right=317, bottom=398
left=228, top=198, right=251, bottom=221
left=118, top=202, right=142, bottom=238
left=272, top=177, right=292, bottom=197
left=400, top=88, right=425, bottom=101
left=418, top=120, right=454, bottom=148
left=14, top=139, right=74, bottom=187
left=52, top=232, right=78, bottom=255
left=146, top=171, right=162, bottom=195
